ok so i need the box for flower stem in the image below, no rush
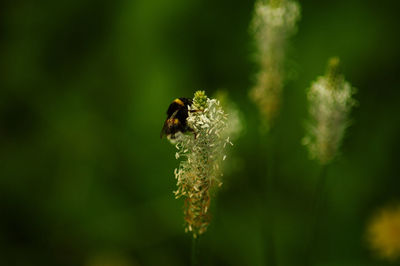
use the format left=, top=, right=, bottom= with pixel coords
left=191, top=236, right=199, bottom=266
left=260, top=127, right=278, bottom=265
left=304, top=164, right=329, bottom=266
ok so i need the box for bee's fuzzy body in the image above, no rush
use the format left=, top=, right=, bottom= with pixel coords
left=161, top=98, right=193, bottom=139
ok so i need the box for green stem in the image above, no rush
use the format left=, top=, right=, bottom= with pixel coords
left=262, top=127, right=278, bottom=266
left=191, top=236, right=199, bottom=266
left=304, top=164, right=329, bottom=266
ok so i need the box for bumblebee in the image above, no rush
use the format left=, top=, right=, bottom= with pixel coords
left=160, top=98, right=194, bottom=139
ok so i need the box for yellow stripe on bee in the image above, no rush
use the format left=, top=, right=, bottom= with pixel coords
left=174, top=98, right=184, bottom=106
left=173, top=118, right=179, bottom=125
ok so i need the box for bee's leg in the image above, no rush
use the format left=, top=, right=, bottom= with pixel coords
left=189, top=109, right=202, bottom=113
left=186, top=126, right=198, bottom=139
left=167, top=133, right=176, bottom=140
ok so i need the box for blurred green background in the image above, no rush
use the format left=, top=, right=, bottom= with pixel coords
left=1, top=0, right=400, bottom=265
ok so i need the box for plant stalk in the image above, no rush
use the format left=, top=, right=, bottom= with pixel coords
left=304, top=164, right=329, bottom=266
left=262, top=127, right=278, bottom=266
left=191, top=236, right=199, bottom=266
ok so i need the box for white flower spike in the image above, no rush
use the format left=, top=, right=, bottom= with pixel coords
left=250, top=0, right=301, bottom=129
left=303, top=57, right=357, bottom=164
left=171, top=90, right=233, bottom=238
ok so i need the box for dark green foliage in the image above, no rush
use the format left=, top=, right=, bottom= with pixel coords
left=0, top=0, right=400, bottom=265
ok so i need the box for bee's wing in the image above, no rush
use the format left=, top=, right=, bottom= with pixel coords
left=160, top=110, right=179, bottom=138
left=170, top=109, right=179, bottom=119
left=160, top=120, right=168, bottom=138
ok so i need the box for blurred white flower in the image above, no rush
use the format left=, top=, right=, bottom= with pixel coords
left=303, top=57, right=357, bottom=164
left=214, top=90, right=244, bottom=142
left=250, top=0, right=301, bottom=129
